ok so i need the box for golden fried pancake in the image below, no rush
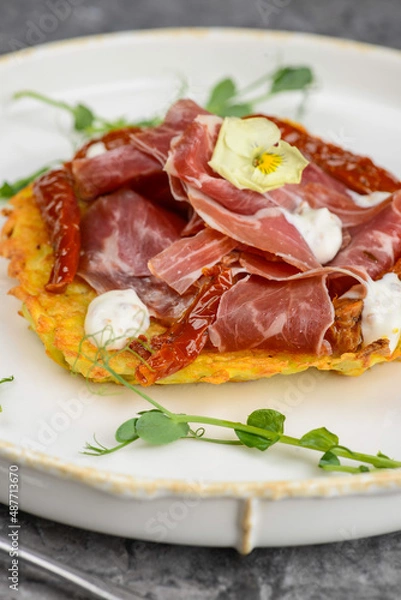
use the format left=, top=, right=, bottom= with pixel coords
left=1, top=186, right=399, bottom=385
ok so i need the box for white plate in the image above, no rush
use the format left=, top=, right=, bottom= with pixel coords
left=1, top=28, right=401, bottom=553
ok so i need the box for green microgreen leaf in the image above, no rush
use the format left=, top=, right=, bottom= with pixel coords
left=0, top=165, right=54, bottom=200
left=270, top=66, right=314, bottom=94
left=0, top=376, right=13, bottom=413
left=235, top=429, right=276, bottom=451
left=319, top=450, right=341, bottom=468
left=115, top=418, right=138, bottom=443
left=219, top=103, right=253, bottom=117
left=73, top=103, right=96, bottom=131
left=235, top=409, right=284, bottom=451
left=0, top=182, right=14, bottom=199
left=205, top=64, right=314, bottom=118
left=377, top=451, right=390, bottom=460
left=300, top=427, right=339, bottom=451
left=135, top=411, right=189, bottom=446
left=205, top=78, right=237, bottom=113
left=319, top=451, right=373, bottom=474
left=249, top=409, right=285, bottom=434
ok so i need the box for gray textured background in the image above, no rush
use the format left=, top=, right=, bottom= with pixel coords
left=1, top=1, right=401, bottom=599
left=1, top=0, right=401, bottom=53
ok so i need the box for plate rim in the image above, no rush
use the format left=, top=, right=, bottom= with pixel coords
left=2, top=26, right=401, bottom=502
left=1, top=26, right=401, bottom=66
left=2, top=438, right=401, bottom=500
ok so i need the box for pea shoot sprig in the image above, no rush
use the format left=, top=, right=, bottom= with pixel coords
left=0, top=376, right=14, bottom=412
left=204, top=66, right=313, bottom=117
left=12, top=90, right=162, bottom=136
left=1, top=65, right=313, bottom=200
left=82, top=363, right=401, bottom=475
left=0, top=165, right=56, bottom=200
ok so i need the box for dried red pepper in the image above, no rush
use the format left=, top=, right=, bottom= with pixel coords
left=132, top=266, right=234, bottom=385
left=34, top=168, right=81, bottom=293
left=267, top=116, right=401, bottom=194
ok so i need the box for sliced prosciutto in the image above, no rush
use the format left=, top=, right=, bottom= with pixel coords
left=330, top=191, right=401, bottom=279
left=71, top=100, right=209, bottom=203
left=149, top=228, right=237, bottom=294
left=72, top=145, right=162, bottom=201
left=130, top=99, right=210, bottom=165
left=297, top=162, right=351, bottom=196
left=300, top=182, right=392, bottom=228
left=78, top=189, right=191, bottom=320
left=165, top=115, right=321, bottom=271
left=184, top=185, right=321, bottom=270
left=209, top=275, right=334, bottom=354
left=239, top=253, right=304, bottom=280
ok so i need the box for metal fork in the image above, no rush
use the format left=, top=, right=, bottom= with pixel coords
left=0, top=534, right=142, bottom=600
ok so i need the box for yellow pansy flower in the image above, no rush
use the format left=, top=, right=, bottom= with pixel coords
left=208, top=116, right=309, bottom=193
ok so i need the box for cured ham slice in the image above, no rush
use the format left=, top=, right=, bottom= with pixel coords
left=72, top=145, right=162, bottom=201
left=72, top=101, right=209, bottom=202
left=79, top=188, right=185, bottom=278
left=149, top=228, right=237, bottom=294
left=165, top=115, right=321, bottom=270
left=330, top=191, right=401, bottom=279
left=239, top=253, right=303, bottom=280
left=184, top=185, right=321, bottom=271
left=130, top=99, right=210, bottom=165
left=300, top=183, right=392, bottom=227
left=78, top=189, right=190, bottom=320
left=297, top=162, right=351, bottom=195
left=209, top=274, right=334, bottom=354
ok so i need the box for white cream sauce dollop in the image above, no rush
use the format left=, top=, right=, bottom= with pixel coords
left=361, top=273, right=401, bottom=353
left=84, top=289, right=150, bottom=350
left=284, top=203, right=343, bottom=264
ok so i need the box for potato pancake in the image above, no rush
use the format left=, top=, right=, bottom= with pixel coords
left=1, top=186, right=398, bottom=385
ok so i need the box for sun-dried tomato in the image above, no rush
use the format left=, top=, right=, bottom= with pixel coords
left=132, top=266, right=233, bottom=385
left=34, top=168, right=80, bottom=293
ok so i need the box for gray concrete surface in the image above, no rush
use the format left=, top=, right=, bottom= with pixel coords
left=1, top=1, right=401, bottom=599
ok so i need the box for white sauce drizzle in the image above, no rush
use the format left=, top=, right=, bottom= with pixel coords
left=86, top=142, right=107, bottom=159
left=284, top=202, right=343, bottom=264
left=362, top=273, right=401, bottom=353
left=84, top=289, right=150, bottom=350
left=349, top=190, right=391, bottom=208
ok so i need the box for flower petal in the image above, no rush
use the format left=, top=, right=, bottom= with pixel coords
left=208, top=117, right=309, bottom=194
left=251, top=141, right=309, bottom=190
left=224, top=117, right=281, bottom=156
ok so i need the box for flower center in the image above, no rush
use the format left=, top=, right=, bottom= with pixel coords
left=253, top=151, right=283, bottom=175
